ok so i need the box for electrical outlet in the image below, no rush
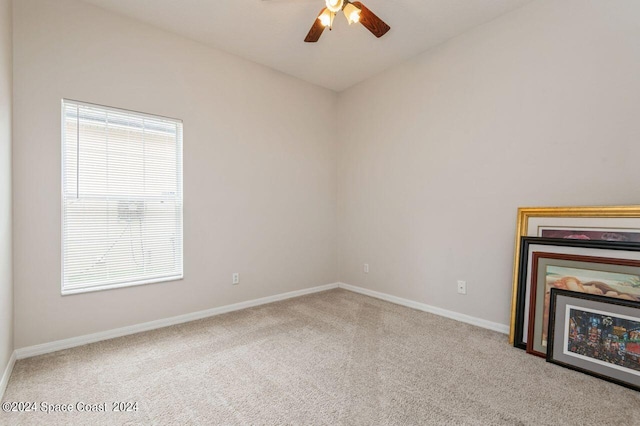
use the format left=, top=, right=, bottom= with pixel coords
left=364, top=263, right=369, bottom=273
left=232, top=273, right=240, bottom=285
left=457, top=280, right=467, bottom=295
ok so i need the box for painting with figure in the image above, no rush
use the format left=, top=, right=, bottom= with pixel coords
left=541, top=229, right=640, bottom=242
left=542, top=266, right=640, bottom=346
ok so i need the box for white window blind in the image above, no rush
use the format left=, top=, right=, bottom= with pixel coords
left=62, top=99, right=183, bottom=295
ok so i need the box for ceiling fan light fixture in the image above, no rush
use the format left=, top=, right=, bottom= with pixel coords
left=325, top=0, right=344, bottom=13
left=343, top=3, right=361, bottom=24
left=318, top=9, right=334, bottom=28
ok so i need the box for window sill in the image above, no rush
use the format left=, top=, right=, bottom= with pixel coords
left=61, top=274, right=184, bottom=296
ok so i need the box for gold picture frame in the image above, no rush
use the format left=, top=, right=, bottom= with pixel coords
left=509, top=205, right=640, bottom=344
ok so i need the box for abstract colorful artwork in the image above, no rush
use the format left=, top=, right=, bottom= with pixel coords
left=547, top=289, right=640, bottom=391
left=565, top=307, right=640, bottom=376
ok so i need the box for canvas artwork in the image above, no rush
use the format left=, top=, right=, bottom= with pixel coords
left=540, top=228, right=640, bottom=242
left=564, top=306, right=640, bottom=376
left=541, top=266, right=640, bottom=347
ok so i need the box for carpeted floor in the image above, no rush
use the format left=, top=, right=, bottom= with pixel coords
left=2, top=288, right=640, bottom=425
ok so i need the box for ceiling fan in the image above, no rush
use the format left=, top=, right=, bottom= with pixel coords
left=304, top=0, right=390, bottom=42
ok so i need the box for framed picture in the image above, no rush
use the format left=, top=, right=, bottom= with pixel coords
left=547, top=288, right=640, bottom=392
left=512, top=237, right=640, bottom=350
left=526, top=252, right=640, bottom=357
left=509, top=206, right=640, bottom=345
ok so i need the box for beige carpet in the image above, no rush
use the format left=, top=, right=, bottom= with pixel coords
left=2, top=289, right=640, bottom=425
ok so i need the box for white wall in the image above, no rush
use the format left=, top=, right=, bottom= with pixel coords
left=13, top=0, right=338, bottom=348
left=337, top=0, right=640, bottom=327
left=12, top=0, right=640, bottom=349
left=0, top=0, right=13, bottom=373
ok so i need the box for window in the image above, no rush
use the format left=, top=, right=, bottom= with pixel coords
left=62, top=100, right=183, bottom=295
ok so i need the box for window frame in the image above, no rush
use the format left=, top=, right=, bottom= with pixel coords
left=60, top=99, right=184, bottom=295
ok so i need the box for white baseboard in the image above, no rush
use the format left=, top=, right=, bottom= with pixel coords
left=15, top=283, right=340, bottom=360
left=14, top=281, right=508, bottom=361
left=0, top=350, right=16, bottom=401
left=337, top=282, right=509, bottom=335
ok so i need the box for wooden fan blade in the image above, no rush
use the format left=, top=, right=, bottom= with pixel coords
left=352, top=2, right=390, bottom=38
left=304, top=8, right=328, bottom=42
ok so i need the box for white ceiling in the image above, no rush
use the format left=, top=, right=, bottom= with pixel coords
left=80, top=0, right=534, bottom=92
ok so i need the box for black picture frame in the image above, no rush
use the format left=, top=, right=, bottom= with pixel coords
left=513, top=237, right=640, bottom=350
left=547, top=288, right=640, bottom=392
